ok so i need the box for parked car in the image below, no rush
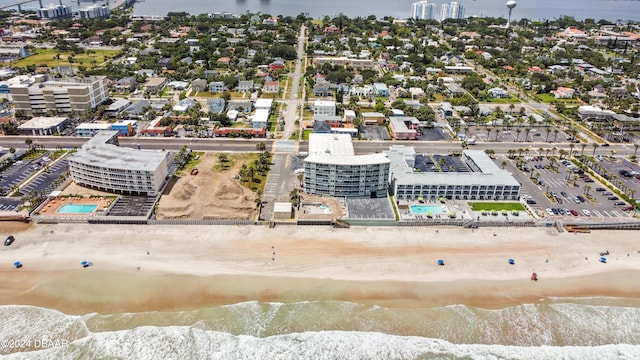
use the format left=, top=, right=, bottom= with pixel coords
left=4, top=235, right=15, bottom=246
left=546, top=208, right=554, bottom=216
left=526, top=199, right=537, bottom=205
left=582, top=209, right=591, bottom=216
left=622, top=206, right=634, bottom=211
left=608, top=196, right=619, bottom=201
left=614, top=201, right=626, bottom=206
left=570, top=209, right=579, bottom=216
left=595, top=187, right=606, bottom=192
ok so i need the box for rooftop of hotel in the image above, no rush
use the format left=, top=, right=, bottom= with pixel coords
left=306, top=133, right=390, bottom=166
left=386, top=146, right=520, bottom=186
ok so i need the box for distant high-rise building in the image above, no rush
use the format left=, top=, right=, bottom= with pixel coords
left=440, top=3, right=450, bottom=21
left=439, top=2, right=465, bottom=21
left=450, top=2, right=465, bottom=19
left=411, top=1, right=436, bottom=20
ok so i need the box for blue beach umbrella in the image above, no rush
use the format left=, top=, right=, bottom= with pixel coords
left=81, top=261, right=88, bottom=266
left=13, top=261, right=22, bottom=268
left=437, top=259, right=445, bottom=266
left=508, top=258, right=515, bottom=265
left=600, top=257, right=607, bottom=263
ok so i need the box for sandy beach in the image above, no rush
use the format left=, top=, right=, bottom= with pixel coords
left=1, top=222, right=640, bottom=314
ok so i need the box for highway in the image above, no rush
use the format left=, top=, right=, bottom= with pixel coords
left=1, top=136, right=638, bottom=157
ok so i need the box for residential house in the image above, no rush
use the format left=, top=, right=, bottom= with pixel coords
left=207, top=98, right=225, bottom=114
left=191, top=79, right=208, bottom=93
left=209, top=81, right=226, bottom=93
left=372, top=83, right=389, bottom=97
left=361, top=112, right=386, bottom=125
left=488, top=87, right=509, bottom=98
left=262, top=80, right=280, bottom=93
left=114, top=77, right=137, bottom=92
left=142, top=77, right=166, bottom=93
left=551, top=86, right=575, bottom=99
left=313, top=79, right=332, bottom=97
left=237, top=80, right=254, bottom=92
left=313, top=100, right=336, bottom=119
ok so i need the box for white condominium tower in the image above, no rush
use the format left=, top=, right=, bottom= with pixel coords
left=411, top=1, right=436, bottom=20
left=440, top=1, right=465, bottom=21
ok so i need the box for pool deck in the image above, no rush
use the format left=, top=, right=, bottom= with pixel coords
left=38, top=196, right=114, bottom=216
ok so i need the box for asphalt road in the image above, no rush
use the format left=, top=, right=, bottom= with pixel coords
left=1, top=137, right=638, bottom=157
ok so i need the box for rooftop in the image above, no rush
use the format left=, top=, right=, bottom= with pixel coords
left=306, top=133, right=389, bottom=166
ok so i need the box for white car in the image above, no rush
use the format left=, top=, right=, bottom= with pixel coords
left=546, top=208, right=554, bottom=216
left=582, top=209, right=591, bottom=216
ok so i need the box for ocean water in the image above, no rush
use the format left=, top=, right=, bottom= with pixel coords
left=129, top=0, right=640, bottom=22
left=2, top=299, right=640, bottom=359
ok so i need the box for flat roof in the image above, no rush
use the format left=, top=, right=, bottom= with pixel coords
left=72, top=132, right=166, bottom=172
left=76, top=122, right=112, bottom=130
left=107, top=99, right=130, bottom=111
left=273, top=202, right=292, bottom=213
left=306, top=133, right=390, bottom=166
left=18, top=116, right=67, bottom=129
left=385, top=145, right=520, bottom=187
left=252, top=108, right=269, bottom=122
left=255, top=98, right=273, bottom=108
left=313, top=100, right=335, bottom=107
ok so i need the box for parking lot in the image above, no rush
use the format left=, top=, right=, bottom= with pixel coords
left=502, top=154, right=636, bottom=221
left=463, top=125, right=569, bottom=144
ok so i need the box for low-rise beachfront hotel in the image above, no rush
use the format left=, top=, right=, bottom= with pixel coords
left=386, top=146, right=521, bottom=201
left=304, top=134, right=390, bottom=198
left=68, top=131, right=169, bottom=196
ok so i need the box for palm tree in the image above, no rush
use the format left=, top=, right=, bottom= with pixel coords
left=9, top=147, right=16, bottom=158
left=545, top=127, right=552, bottom=142
left=569, top=143, right=575, bottom=158
left=591, top=143, right=599, bottom=156
left=551, top=146, right=557, bottom=157
left=553, top=129, right=559, bottom=142
left=583, top=185, right=591, bottom=196
left=633, top=143, right=639, bottom=157
left=501, top=161, right=507, bottom=169
left=524, top=128, right=531, bottom=142
left=25, top=138, right=33, bottom=149
left=515, top=128, right=522, bottom=142
left=580, top=143, right=587, bottom=156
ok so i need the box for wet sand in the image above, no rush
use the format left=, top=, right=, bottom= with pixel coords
left=1, top=223, right=639, bottom=314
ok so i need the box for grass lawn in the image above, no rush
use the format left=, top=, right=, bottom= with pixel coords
left=302, top=129, right=312, bottom=140
left=485, top=97, right=520, bottom=104
left=468, top=202, right=526, bottom=211
left=13, top=48, right=118, bottom=69
left=175, top=151, right=204, bottom=175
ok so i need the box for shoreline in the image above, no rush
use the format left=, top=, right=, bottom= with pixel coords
left=1, top=223, right=640, bottom=315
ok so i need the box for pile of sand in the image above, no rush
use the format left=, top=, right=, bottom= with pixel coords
left=156, top=153, right=257, bottom=220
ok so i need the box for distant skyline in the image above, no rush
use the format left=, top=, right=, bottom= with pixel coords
left=6, top=0, right=638, bottom=22
left=411, top=1, right=465, bottom=22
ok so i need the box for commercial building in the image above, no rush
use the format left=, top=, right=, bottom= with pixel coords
left=386, top=146, right=520, bottom=201
left=17, top=116, right=69, bottom=136
left=68, top=131, right=169, bottom=196
left=75, top=122, right=112, bottom=137
left=9, top=76, right=108, bottom=116
left=304, top=134, right=390, bottom=198
left=389, top=117, right=418, bottom=140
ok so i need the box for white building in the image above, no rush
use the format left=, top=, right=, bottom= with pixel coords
left=9, top=76, right=108, bottom=116
left=385, top=146, right=520, bottom=201
left=37, top=4, right=72, bottom=19
left=75, top=122, right=112, bottom=137
left=68, top=131, right=169, bottom=196
left=78, top=5, right=110, bottom=19
left=449, top=2, right=465, bottom=19
left=313, top=100, right=336, bottom=118
left=304, top=134, right=390, bottom=198
left=411, top=1, right=436, bottom=20
left=251, top=108, right=270, bottom=129
left=255, top=98, right=273, bottom=110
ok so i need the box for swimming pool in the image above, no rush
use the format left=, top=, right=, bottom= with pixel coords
left=57, top=204, right=98, bottom=214
left=410, top=205, right=449, bottom=215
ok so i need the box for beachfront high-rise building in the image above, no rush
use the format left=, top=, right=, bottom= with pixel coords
left=68, top=131, right=170, bottom=197
left=411, top=1, right=436, bottom=20
left=304, top=134, right=390, bottom=198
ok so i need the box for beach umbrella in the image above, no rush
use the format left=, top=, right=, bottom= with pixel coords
left=13, top=261, right=22, bottom=269
left=600, top=257, right=607, bottom=263
left=437, top=259, right=445, bottom=266
left=81, top=261, right=88, bottom=266
left=508, top=258, right=515, bottom=265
